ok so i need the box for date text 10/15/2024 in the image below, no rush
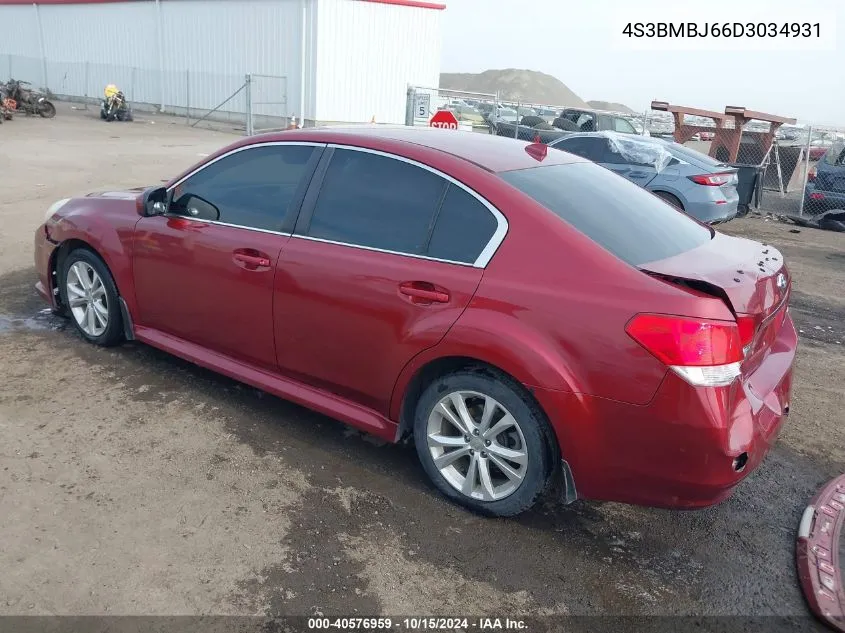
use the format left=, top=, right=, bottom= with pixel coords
left=621, top=22, right=821, bottom=38
left=307, top=617, right=528, bottom=630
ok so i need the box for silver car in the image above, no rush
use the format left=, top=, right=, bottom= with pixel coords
left=550, top=132, right=740, bottom=224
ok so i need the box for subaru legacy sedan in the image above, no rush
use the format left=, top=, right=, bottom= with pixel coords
left=34, top=127, right=796, bottom=517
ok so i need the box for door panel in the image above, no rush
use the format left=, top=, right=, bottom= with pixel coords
left=273, top=238, right=483, bottom=414
left=133, top=216, right=286, bottom=369
left=605, top=164, right=658, bottom=187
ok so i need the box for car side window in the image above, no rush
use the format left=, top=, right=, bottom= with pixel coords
left=613, top=117, right=637, bottom=134
left=306, top=149, right=446, bottom=255
left=556, top=137, right=603, bottom=162
left=427, top=185, right=498, bottom=264
left=169, top=144, right=317, bottom=231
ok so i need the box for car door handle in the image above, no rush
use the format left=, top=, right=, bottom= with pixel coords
left=399, top=281, right=450, bottom=304
left=232, top=250, right=271, bottom=268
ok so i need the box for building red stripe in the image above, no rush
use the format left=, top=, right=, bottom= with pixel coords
left=0, top=0, right=446, bottom=7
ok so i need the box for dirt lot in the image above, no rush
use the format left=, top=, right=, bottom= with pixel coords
left=1, top=106, right=843, bottom=628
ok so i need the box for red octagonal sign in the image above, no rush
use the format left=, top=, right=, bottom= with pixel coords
left=430, top=109, right=459, bottom=129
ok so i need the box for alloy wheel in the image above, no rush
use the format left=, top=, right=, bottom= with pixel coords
left=66, top=261, right=109, bottom=337
left=426, top=390, right=528, bottom=501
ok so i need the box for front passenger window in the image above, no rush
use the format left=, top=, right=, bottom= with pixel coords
left=170, top=144, right=317, bottom=231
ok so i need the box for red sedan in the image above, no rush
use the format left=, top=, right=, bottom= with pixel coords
left=34, top=127, right=796, bottom=517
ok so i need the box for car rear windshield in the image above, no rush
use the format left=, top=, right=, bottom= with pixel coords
left=823, top=142, right=845, bottom=165
left=660, top=142, right=726, bottom=170
left=500, top=162, right=712, bottom=266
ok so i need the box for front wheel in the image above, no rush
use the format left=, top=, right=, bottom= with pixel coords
left=38, top=100, right=56, bottom=118
left=413, top=369, right=557, bottom=517
left=59, top=249, right=124, bottom=347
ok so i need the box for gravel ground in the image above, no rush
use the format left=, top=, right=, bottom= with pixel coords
left=0, top=106, right=842, bottom=630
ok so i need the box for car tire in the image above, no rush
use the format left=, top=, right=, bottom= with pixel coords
left=654, top=191, right=684, bottom=210
left=552, top=117, right=579, bottom=132
left=59, top=248, right=124, bottom=347
left=520, top=115, right=545, bottom=128
left=413, top=368, right=557, bottom=517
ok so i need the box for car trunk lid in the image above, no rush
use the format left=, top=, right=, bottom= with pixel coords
left=640, top=231, right=790, bottom=368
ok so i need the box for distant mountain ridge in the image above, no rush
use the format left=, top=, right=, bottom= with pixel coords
left=439, top=69, right=589, bottom=108
left=587, top=100, right=635, bottom=113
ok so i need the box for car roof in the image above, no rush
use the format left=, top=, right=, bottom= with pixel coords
left=242, top=126, right=583, bottom=173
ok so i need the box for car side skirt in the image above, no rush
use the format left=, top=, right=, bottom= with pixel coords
left=134, top=326, right=398, bottom=443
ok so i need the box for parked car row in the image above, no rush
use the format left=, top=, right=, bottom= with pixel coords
left=35, top=126, right=795, bottom=517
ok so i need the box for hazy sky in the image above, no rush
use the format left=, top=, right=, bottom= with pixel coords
left=440, top=0, right=843, bottom=124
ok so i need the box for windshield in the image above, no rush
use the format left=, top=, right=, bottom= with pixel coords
left=500, top=162, right=712, bottom=266
left=659, top=142, right=726, bottom=169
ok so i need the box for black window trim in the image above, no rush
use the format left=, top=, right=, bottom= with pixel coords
left=163, top=141, right=327, bottom=235
left=291, top=144, right=509, bottom=269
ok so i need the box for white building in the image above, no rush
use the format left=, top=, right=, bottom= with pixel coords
left=0, top=0, right=444, bottom=125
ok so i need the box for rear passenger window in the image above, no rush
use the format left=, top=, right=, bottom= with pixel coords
left=307, top=149, right=445, bottom=255
left=427, top=185, right=498, bottom=264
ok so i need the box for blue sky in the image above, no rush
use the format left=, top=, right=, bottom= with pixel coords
left=440, top=0, right=843, bottom=124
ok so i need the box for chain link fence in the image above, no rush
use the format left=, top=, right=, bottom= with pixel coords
left=405, top=86, right=498, bottom=132
left=2, top=54, right=286, bottom=136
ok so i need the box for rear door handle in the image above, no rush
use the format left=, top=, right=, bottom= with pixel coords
left=399, top=281, right=450, bottom=304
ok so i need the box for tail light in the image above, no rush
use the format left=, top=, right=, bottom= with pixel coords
left=735, top=315, right=757, bottom=358
left=688, top=173, right=734, bottom=186
left=625, top=314, right=744, bottom=387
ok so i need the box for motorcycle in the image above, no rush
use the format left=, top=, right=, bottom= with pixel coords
left=0, top=84, right=13, bottom=122
left=4, top=79, right=56, bottom=118
left=100, top=84, right=133, bottom=122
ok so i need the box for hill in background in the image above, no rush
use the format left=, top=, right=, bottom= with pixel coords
left=587, top=100, right=636, bottom=113
left=439, top=69, right=589, bottom=108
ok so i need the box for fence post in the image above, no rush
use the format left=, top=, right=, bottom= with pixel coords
left=245, top=74, right=253, bottom=136
left=186, top=70, right=190, bottom=125
left=83, top=61, right=89, bottom=106
left=131, top=67, right=137, bottom=103
left=405, top=86, right=415, bottom=127
left=514, top=100, right=520, bottom=139
left=33, top=4, right=48, bottom=91
left=798, top=124, right=813, bottom=218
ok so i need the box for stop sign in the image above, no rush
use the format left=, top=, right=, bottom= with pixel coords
left=429, top=109, right=459, bottom=130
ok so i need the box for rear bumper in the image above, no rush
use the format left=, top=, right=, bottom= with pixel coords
left=534, top=313, right=797, bottom=509
left=34, top=224, right=59, bottom=310
left=685, top=198, right=739, bottom=224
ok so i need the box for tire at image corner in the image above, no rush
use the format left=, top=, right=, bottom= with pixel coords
left=413, top=369, right=558, bottom=517
left=59, top=248, right=124, bottom=347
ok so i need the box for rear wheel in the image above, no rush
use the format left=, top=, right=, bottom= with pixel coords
left=59, top=248, right=124, bottom=347
left=654, top=191, right=684, bottom=210
left=38, top=100, right=56, bottom=118
left=413, top=369, right=557, bottom=517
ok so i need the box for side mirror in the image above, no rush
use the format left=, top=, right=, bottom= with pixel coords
left=139, top=186, right=168, bottom=217
left=174, top=193, right=220, bottom=222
